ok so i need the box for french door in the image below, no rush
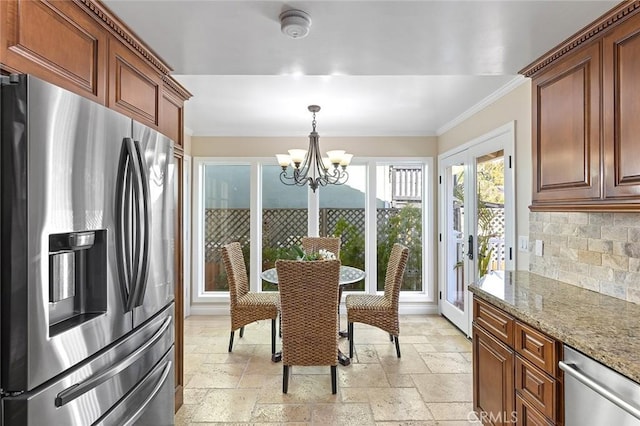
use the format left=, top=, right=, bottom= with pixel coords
left=438, top=124, right=515, bottom=336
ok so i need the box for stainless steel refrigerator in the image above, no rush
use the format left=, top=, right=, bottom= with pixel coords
left=0, top=74, right=175, bottom=425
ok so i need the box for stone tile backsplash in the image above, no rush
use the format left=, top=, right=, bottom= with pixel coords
left=529, top=212, right=640, bottom=304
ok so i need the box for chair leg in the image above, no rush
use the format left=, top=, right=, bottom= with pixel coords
left=394, top=335, right=401, bottom=358
left=389, top=333, right=394, bottom=342
left=239, top=326, right=245, bottom=338
left=348, top=322, right=354, bottom=358
left=271, top=318, right=276, bottom=354
left=228, top=331, right=235, bottom=353
left=331, top=365, right=337, bottom=394
left=283, top=365, right=289, bottom=394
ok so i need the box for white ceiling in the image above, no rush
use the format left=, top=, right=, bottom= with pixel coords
left=103, top=0, right=617, bottom=137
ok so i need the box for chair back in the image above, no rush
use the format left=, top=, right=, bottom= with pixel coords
left=301, top=237, right=341, bottom=257
left=221, top=242, right=249, bottom=309
left=276, top=259, right=340, bottom=366
left=383, top=243, right=409, bottom=307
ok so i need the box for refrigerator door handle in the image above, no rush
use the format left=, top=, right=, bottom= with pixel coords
left=131, top=139, right=151, bottom=308
left=54, top=315, right=172, bottom=407
left=116, top=137, right=145, bottom=312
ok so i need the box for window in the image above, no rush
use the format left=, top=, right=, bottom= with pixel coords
left=202, top=164, right=251, bottom=293
left=261, top=165, right=307, bottom=291
left=319, top=165, right=366, bottom=291
left=376, top=164, right=424, bottom=292
left=193, top=157, right=433, bottom=306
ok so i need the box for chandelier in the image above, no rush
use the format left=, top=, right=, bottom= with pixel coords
left=276, top=105, right=352, bottom=192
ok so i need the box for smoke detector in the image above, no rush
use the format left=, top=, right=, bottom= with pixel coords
left=279, top=9, right=312, bottom=39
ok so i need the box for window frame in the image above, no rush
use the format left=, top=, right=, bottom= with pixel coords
left=192, top=156, right=435, bottom=307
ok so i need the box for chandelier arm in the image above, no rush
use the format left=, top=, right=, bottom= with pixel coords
left=280, top=169, right=308, bottom=187
left=323, top=168, right=348, bottom=185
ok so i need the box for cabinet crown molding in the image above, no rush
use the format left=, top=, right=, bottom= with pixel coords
left=74, top=0, right=178, bottom=84
left=520, top=1, right=640, bottom=77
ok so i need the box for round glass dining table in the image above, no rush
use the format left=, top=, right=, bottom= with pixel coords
left=261, top=264, right=365, bottom=366
left=260, top=265, right=365, bottom=285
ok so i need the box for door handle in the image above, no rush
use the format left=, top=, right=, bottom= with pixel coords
left=131, top=139, right=150, bottom=308
left=467, top=235, right=474, bottom=260
left=559, top=361, right=640, bottom=420
left=55, top=316, right=172, bottom=407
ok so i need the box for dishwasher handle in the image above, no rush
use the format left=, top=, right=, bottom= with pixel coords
left=559, top=361, right=640, bottom=420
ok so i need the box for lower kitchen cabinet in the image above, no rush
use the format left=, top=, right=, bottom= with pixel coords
left=516, top=394, right=554, bottom=426
left=473, top=323, right=515, bottom=425
left=473, top=297, right=563, bottom=425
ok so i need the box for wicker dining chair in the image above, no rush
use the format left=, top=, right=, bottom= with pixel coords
left=221, top=242, right=279, bottom=355
left=346, top=243, right=409, bottom=358
left=276, top=258, right=341, bottom=394
left=301, top=236, right=341, bottom=257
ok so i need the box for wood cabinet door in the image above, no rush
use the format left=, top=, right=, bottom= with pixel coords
left=515, top=394, right=554, bottom=426
left=603, top=12, right=640, bottom=200
left=531, top=41, right=601, bottom=204
left=473, top=324, right=515, bottom=425
left=108, top=39, right=161, bottom=128
left=161, top=84, right=184, bottom=147
left=0, top=0, right=107, bottom=102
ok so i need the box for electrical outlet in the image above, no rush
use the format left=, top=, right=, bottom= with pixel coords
left=535, top=240, right=544, bottom=256
left=518, top=236, right=529, bottom=252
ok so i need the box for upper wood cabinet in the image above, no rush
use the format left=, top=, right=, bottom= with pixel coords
left=0, top=0, right=191, bottom=142
left=161, top=80, right=187, bottom=149
left=603, top=11, right=640, bottom=201
left=108, top=38, right=161, bottom=128
left=523, top=2, right=640, bottom=211
left=0, top=0, right=108, bottom=102
left=531, top=41, right=601, bottom=205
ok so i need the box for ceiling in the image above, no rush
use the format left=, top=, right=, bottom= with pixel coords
left=103, top=0, right=618, bottom=137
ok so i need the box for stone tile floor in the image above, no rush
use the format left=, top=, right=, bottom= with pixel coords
left=176, top=314, right=481, bottom=425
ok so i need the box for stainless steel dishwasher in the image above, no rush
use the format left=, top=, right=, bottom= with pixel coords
left=560, top=345, right=640, bottom=425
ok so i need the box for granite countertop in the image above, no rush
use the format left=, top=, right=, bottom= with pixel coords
left=469, top=271, right=640, bottom=384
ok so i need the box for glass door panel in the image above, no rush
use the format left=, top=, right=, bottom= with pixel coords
left=476, top=150, right=505, bottom=279
left=440, top=151, right=470, bottom=333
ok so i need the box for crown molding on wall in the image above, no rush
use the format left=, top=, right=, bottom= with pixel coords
left=436, top=75, right=527, bottom=136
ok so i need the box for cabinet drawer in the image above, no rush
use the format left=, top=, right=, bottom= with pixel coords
left=516, top=393, right=554, bottom=426
left=515, top=355, right=556, bottom=420
left=473, top=298, right=514, bottom=346
left=515, top=321, right=558, bottom=376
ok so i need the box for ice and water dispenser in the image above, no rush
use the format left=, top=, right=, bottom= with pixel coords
left=48, top=230, right=107, bottom=336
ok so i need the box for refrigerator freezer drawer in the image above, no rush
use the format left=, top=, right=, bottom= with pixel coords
left=96, top=346, right=174, bottom=426
left=2, top=304, right=175, bottom=426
